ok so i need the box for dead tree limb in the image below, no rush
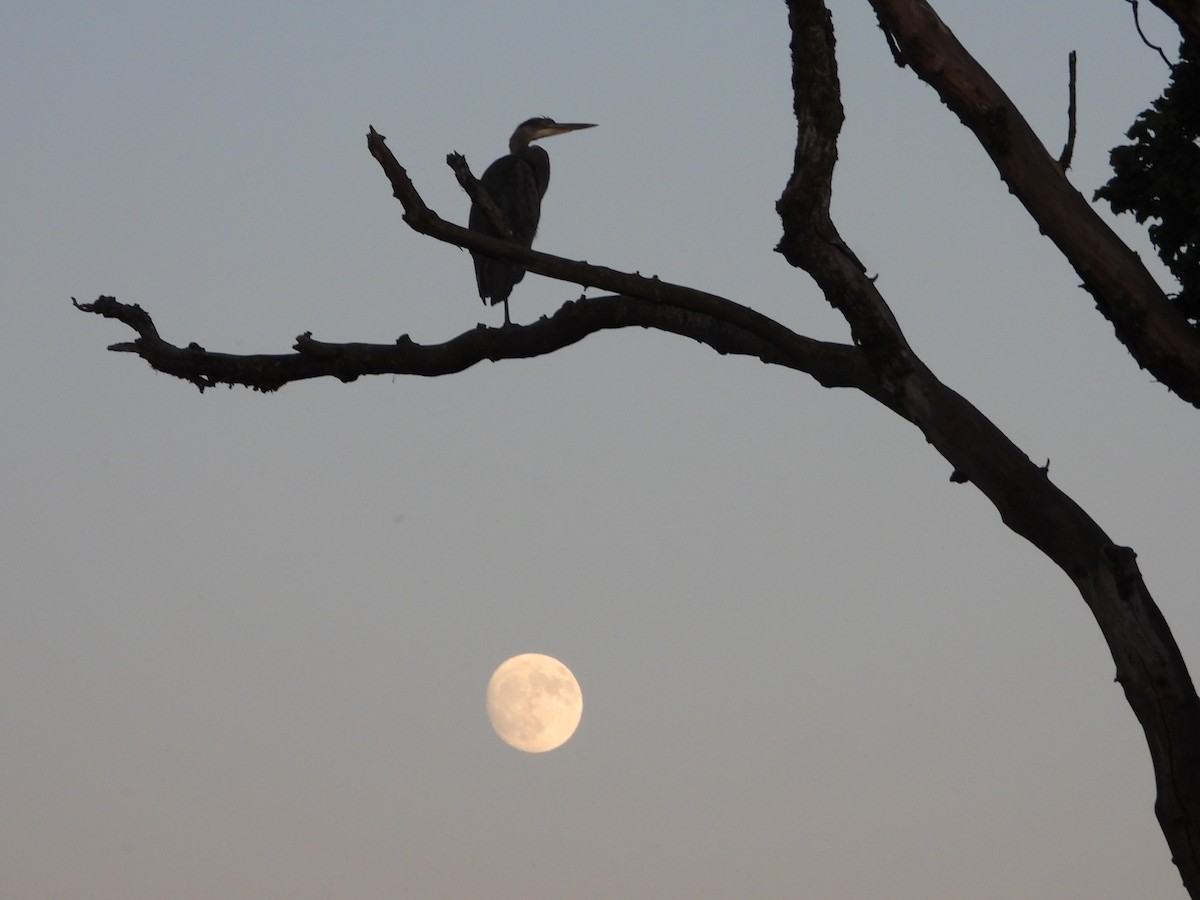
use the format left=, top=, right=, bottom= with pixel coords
left=74, top=288, right=876, bottom=395
left=446, top=151, right=511, bottom=238
left=784, top=2, right=1200, bottom=893
left=866, top=0, right=1200, bottom=408
left=1059, top=50, right=1078, bottom=170
left=77, top=126, right=878, bottom=394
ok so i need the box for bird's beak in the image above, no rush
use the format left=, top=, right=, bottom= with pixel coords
left=535, top=122, right=597, bottom=139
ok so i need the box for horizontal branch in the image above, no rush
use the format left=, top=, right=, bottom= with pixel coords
left=74, top=125, right=879, bottom=396
left=73, top=294, right=875, bottom=393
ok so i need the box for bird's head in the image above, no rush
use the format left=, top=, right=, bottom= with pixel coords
left=510, top=117, right=596, bottom=152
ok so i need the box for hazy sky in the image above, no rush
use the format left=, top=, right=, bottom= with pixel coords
left=3, top=1, right=1199, bottom=897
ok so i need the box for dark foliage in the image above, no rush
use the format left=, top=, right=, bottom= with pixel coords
left=1095, top=42, right=1200, bottom=322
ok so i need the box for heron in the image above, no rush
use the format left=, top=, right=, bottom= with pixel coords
left=468, top=117, right=596, bottom=325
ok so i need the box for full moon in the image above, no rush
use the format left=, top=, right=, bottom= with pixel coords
left=486, top=653, right=583, bottom=753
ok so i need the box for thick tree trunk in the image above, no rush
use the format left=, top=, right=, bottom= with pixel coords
left=781, top=1, right=1200, bottom=893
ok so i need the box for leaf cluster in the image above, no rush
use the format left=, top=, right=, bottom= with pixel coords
left=1095, top=42, right=1200, bottom=322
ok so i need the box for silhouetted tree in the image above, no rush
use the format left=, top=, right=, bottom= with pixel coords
left=77, top=1, right=1200, bottom=893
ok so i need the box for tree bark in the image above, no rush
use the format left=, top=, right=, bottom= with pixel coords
left=866, top=0, right=1200, bottom=409
left=781, top=2, right=1200, bottom=893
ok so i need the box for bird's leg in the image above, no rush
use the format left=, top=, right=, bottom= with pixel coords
left=503, top=298, right=512, bottom=326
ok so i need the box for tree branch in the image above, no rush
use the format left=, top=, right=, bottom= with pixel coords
left=1058, top=50, right=1078, bottom=170
left=1127, top=0, right=1174, bottom=66
left=367, top=125, right=813, bottom=355
left=73, top=293, right=876, bottom=394
left=782, top=2, right=1200, bottom=892
left=75, top=127, right=881, bottom=395
left=866, top=0, right=1200, bottom=409
left=776, top=0, right=911, bottom=382
left=446, top=150, right=511, bottom=238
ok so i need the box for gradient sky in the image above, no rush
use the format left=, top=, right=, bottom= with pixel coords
left=4, top=1, right=1199, bottom=897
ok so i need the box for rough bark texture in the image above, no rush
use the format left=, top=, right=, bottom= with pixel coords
left=780, top=2, right=1200, bottom=894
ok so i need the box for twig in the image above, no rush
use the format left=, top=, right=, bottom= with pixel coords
left=446, top=152, right=512, bottom=238
left=1058, top=50, right=1078, bottom=171
left=1124, top=0, right=1172, bottom=66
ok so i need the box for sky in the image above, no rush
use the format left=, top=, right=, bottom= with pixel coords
left=3, top=1, right=1199, bottom=897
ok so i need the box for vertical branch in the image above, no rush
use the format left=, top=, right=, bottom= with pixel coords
left=776, top=0, right=911, bottom=373
left=1058, top=50, right=1078, bottom=170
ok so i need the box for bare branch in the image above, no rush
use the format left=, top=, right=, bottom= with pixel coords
left=779, top=3, right=1200, bottom=889
left=1132, top=0, right=1184, bottom=63
left=365, top=125, right=433, bottom=226
left=446, top=151, right=512, bottom=238
left=777, top=0, right=914, bottom=382
left=1058, top=50, right=1078, bottom=170
left=366, top=126, right=864, bottom=379
left=75, top=126, right=882, bottom=397
left=867, top=0, right=1200, bottom=408
left=73, top=294, right=877, bottom=395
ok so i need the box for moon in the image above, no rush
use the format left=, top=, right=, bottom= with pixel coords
left=486, top=653, right=583, bottom=753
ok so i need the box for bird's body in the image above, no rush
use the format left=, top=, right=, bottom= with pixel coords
left=468, top=118, right=595, bottom=324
